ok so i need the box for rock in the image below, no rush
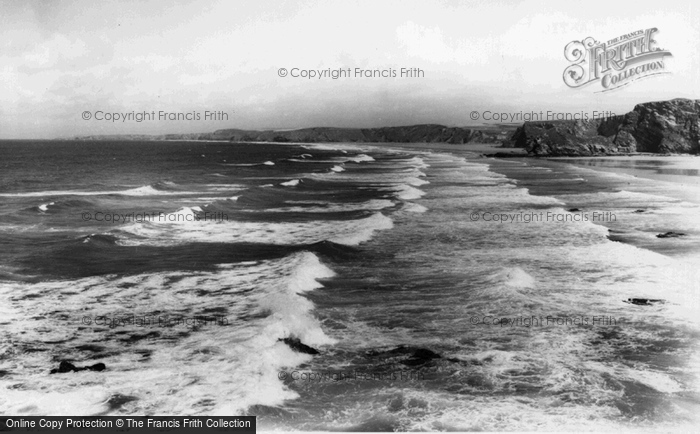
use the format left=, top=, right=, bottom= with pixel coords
left=366, top=346, right=441, bottom=366
left=633, top=209, right=646, bottom=213
left=280, top=337, right=319, bottom=355
left=627, top=99, right=700, bottom=153
left=104, top=394, right=138, bottom=411
left=403, top=348, right=441, bottom=366
left=50, top=361, right=106, bottom=374
left=506, top=98, right=700, bottom=156
left=568, top=208, right=581, bottom=212
left=625, top=298, right=665, bottom=306
left=656, top=231, right=686, bottom=238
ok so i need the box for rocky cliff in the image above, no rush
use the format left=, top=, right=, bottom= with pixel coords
left=213, top=124, right=508, bottom=144
left=508, top=99, right=700, bottom=156
left=74, top=124, right=508, bottom=144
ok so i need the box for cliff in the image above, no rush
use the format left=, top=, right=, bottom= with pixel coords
left=508, top=99, right=700, bottom=156
left=213, top=124, right=509, bottom=144
left=73, top=124, right=509, bottom=144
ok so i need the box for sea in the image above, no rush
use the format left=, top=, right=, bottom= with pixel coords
left=0, top=140, right=699, bottom=431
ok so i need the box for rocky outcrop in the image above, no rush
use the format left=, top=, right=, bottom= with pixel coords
left=656, top=231, right=686, bottom=238
left=365, top=346, right=442, bottom=366
left=50, top=361, right=106, bottom=374
left=280, top=337, right=319, bottom=355
left=508, top=99, right=700, bottom=156
left=624, top=298, right=665, bottom=306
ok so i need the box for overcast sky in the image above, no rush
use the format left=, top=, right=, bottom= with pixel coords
left=1, top=0, right=698, bottom=139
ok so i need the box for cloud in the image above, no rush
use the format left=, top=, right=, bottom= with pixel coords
left=0, top=0, right=698, bottom=138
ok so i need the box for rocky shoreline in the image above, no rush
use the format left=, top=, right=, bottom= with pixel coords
left=504, top=98, right=700, bottom=157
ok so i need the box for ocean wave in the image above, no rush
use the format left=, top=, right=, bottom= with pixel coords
left=401, top=203, right=428, bottom=213
left=118, top=211, right=394, bottom=246
left=223, top=161, right=275, bottom=167
left=1, top=183, right=200, bottom=197
left=0, top=251, right=336, bottom=415
left=255, top=199, right=396, bottom=213
left=347, top=154, right=375, bottom=163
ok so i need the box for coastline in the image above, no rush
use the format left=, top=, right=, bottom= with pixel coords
left=546, top=155, right=700, bottom=186
left=373, top=142, right=700, bottom=187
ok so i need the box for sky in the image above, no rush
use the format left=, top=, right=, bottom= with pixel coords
left=0, top=0, right=698, bottom=139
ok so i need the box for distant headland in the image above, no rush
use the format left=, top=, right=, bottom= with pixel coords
left=70, top=98, right=699, bottom=157
left=71, top=124, right=509, bottom=145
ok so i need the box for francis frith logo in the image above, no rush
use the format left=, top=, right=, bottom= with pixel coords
left=563, top=28, right=672, bottom=91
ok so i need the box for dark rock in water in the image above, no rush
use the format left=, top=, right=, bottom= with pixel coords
left=280, top=337, right=319, bottom=355
left=656, top=231, right=686, bottom=238
left=568, top=208, right=581, bottom=212
left=625, top=298, right=665, bottom=306
left=366, top=346, right=441, bottom=366
left=633, top=209, right=646, bottom=213
left=606, top=229, right=627, bottom=243
left=403, top=348, right=441, bottom=366
left=104, top=394, right=138, bottom=411
left=0, top=369, right=9, bottom=378
left=50, top=361, right=106, bottom=374
left=506, top=98, right=700, bottom=156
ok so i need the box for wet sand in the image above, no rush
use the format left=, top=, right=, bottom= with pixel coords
left=371, top=142, right=526, bottom=156
left=547, top=155, right=700, bottom=186
left=378, top=142, right=700, bottom=187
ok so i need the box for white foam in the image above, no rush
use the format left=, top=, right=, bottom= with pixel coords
left=224, top=161, right=275, bottom=167
left=402, top=203, right=428, bottom=213
left=260, top=199, right=395, bottom=213
left=348, top=154, right=375, bottom=163
left=406, top=177, right=429, bottom=186
left=330, top=165, right=345, bottom=172
left=120, top=186, right=165, bottom=196
left=501, top=267, right=536, bottom=288
left=395, top=185, right=426, bottom=200
left=0, top=252, right=337, bottom=415
left=280, top=179, right=300, bottom=187
left=0, top=184, right=205, bottom=197
left=38, top=202, right=54, bottom=212
left=119, top=212, right=394, bottom=246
